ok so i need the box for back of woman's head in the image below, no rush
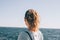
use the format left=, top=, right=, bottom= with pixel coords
left=24, top=9, right=40, bottom=28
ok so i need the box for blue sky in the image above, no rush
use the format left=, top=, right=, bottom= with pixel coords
left=0, top=0, right=60, bottom=28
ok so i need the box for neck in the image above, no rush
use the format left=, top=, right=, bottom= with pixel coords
left=28, top=27, right=39, bottom=32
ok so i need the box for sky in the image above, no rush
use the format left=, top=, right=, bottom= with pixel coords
left=0, top=0, right=60, bottom=28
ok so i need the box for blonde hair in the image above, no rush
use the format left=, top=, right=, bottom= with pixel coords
left=24, top=9, right=40, bottom=28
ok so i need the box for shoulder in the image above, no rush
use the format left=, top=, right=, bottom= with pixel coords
left=18, top=31, right=29, bottom=38
left=38, top=30, right=43, bottom=35
left=17, top=31, right=30, bottom=40
left=39, top=31, right=43, bottom=35
left=38, top=30, right=44, bottom=40
left=19, top=31, right=28, bottom=36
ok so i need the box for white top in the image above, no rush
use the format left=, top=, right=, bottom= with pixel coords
left=18, top=29, right=43, bottom=40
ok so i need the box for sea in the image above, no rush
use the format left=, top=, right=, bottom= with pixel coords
left=0, top=27, right=60, bottom=40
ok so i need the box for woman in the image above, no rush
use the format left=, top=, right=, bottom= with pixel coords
left=18, top=9, right=43, bottom=40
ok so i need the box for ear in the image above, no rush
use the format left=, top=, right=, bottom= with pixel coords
left=24, top=18, right=27, bottom=25
left=24, top=18, right=26, bottom=22
left=24, top=19, right=29, bottom=27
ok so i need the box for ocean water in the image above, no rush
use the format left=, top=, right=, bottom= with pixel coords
left=0, top=27, right=60, bottom=40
